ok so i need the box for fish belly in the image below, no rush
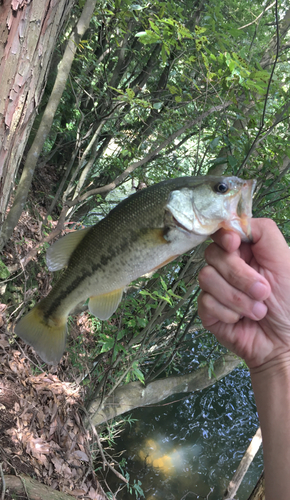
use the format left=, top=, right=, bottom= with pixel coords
left=49, top=225, right=206, bottom=320
left=86, top=226, right=207, bottom=297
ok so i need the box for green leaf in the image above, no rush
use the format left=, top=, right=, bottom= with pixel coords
left=149, top=20, right=160, bottom=35
left=228, top=28, right=241, bottom=37
left=167, top=84, right=179, bottom=94
left=195, top=25, right=206, bottom=34
left=131, top=362, right=145, bottom=383
left=228, top=155, right=238, bottom=168
left=209, top=137, right=220, bottom=149
left=160, top=276, right=167, bottom=290
left=99, top=335, right=115, bottom=353
left=161, top=44, right=167, bottom=64
left=126, top=88, right=135, bottom=99
left=137, top=317, right=147, bottom=328
left=0, top=259, right=9, bottom=279
left=135, top=30, right=160, bottom=44
left=130, top=4, right=144, bottom=10
left=127, top=318, right=136, bottom=328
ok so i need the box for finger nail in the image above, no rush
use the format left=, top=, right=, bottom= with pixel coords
left=252, top=301, right=268, bottom=319
left=249, top=282, right=268, bottom=300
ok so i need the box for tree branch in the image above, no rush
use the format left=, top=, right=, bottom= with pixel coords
left=0, top=0, right=98, bottom=252
left=84, top=352, right=240, bottom=427
left=66, top=101, right=232, bottom=207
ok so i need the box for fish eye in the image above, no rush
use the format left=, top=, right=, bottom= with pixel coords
left=214, top=182, right=229, bottom=194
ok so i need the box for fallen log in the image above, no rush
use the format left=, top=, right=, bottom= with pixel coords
left=85, top=352, right=241, bottom=426
left=3, top=475, right=107, bottom=500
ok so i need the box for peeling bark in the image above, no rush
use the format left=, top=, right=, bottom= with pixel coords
left=0, top=0, right=74, bottom=226
left=85, top=352, right=241, bottom=427
left=0, top=0, right=100, bottom=252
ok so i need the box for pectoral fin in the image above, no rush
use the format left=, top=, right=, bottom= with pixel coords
left=89, top=288, right=124, bottom=320
left=46, top=227, right=91, bottom=271
left=138, top=228, right=168, bottom=246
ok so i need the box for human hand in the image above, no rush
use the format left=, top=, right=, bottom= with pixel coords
left=197, top=218, right=290, bottom=369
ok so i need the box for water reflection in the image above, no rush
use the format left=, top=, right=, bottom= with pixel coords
left=111, top=367, right=263, bottom=499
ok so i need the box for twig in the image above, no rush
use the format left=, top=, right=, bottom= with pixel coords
left=15, top=474, right=30, bottom=499
left=66, top=101, right=232, bottom=208
left=238, top=2, right=275, bottom=30
left=7, top=206, right=68, bottom=274
left=180, top=488, right=214, bottom=499
left=0, top=269, right=25, bottom=285
left=83, top=409, right=128, bottom=484
left=0, top=463, right=5, bottom=500
left=238, top=0, right=280, bottom=174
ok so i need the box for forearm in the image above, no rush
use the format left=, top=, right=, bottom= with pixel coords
left=250, top=353, right=290, bottom=500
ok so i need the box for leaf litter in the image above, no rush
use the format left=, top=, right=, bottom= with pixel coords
left=0, top=321, right=107, bottom=499
left=0, top=186, right=125, bottom=499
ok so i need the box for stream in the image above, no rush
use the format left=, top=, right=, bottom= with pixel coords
left=110, top=340, right=263, bottom=499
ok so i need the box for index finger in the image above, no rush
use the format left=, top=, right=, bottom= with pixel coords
left=204, top=242, right=271, bottom=301
left=211, top=228, right=242, bottom=253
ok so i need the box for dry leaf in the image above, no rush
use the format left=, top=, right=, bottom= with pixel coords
left=69, top=489, right=88, bottom=497
left=51, top=456, right=64, bottom=474
left=73, top=450, right=89, bottom=462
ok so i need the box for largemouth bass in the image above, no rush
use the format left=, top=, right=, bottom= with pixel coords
left=15, top=175, right=256, bottom=364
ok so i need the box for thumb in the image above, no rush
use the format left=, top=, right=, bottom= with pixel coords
left=250, top=219, right=290, bottom=272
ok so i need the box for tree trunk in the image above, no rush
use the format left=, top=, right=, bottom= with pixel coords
left=85, top=352, right=241, bottom=427
left=0, top=0, right=73, bottom=226
left=0, top=0, right=98, bottom=252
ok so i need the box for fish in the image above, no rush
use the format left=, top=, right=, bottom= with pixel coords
left=15, top=175, right=256, bottom=365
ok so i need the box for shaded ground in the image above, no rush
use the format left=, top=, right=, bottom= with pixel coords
left=0, top=171, right=111, bottom=499
left=0, top=314, right=106, bottom=499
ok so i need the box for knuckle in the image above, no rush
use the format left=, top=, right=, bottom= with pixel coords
left=227, top=265, right=245, bottom=288
left=198, top=265, right=215, bottom=288
left=201, top=292, right=216, bottom=310
left=230, top=290, right=243, bottom=307
left=262, top=218, right=277, bottom=231
left=204, top=243, right=217, bottom=262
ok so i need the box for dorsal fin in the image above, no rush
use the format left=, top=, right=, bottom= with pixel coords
left=46, top=227, right=91, bottom=271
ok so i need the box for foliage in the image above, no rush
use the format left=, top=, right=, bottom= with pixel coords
left=2, top=0, right=290, bottom=497
left=0, top=259, right=10, bottom=279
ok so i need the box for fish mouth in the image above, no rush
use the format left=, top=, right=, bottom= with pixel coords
left=221, top=179, right=256, bottom=242
left=238, top=179, right=256, bottom=241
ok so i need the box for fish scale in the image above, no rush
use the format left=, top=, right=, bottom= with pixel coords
left=15, top=175, right=256, bottom=364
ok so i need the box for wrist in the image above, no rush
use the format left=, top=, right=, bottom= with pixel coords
left=250, top=351, right=290, bottom=500
left=250, top=351, right=290, bottom=380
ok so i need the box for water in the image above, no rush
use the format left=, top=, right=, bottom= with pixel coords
left=110, top=366, right=263, bottom=499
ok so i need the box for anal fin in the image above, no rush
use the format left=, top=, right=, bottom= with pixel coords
left=89, top=288, right=124, bottom=320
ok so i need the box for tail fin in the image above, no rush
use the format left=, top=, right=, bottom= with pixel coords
left=15, top=304, right=67, bottom=365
